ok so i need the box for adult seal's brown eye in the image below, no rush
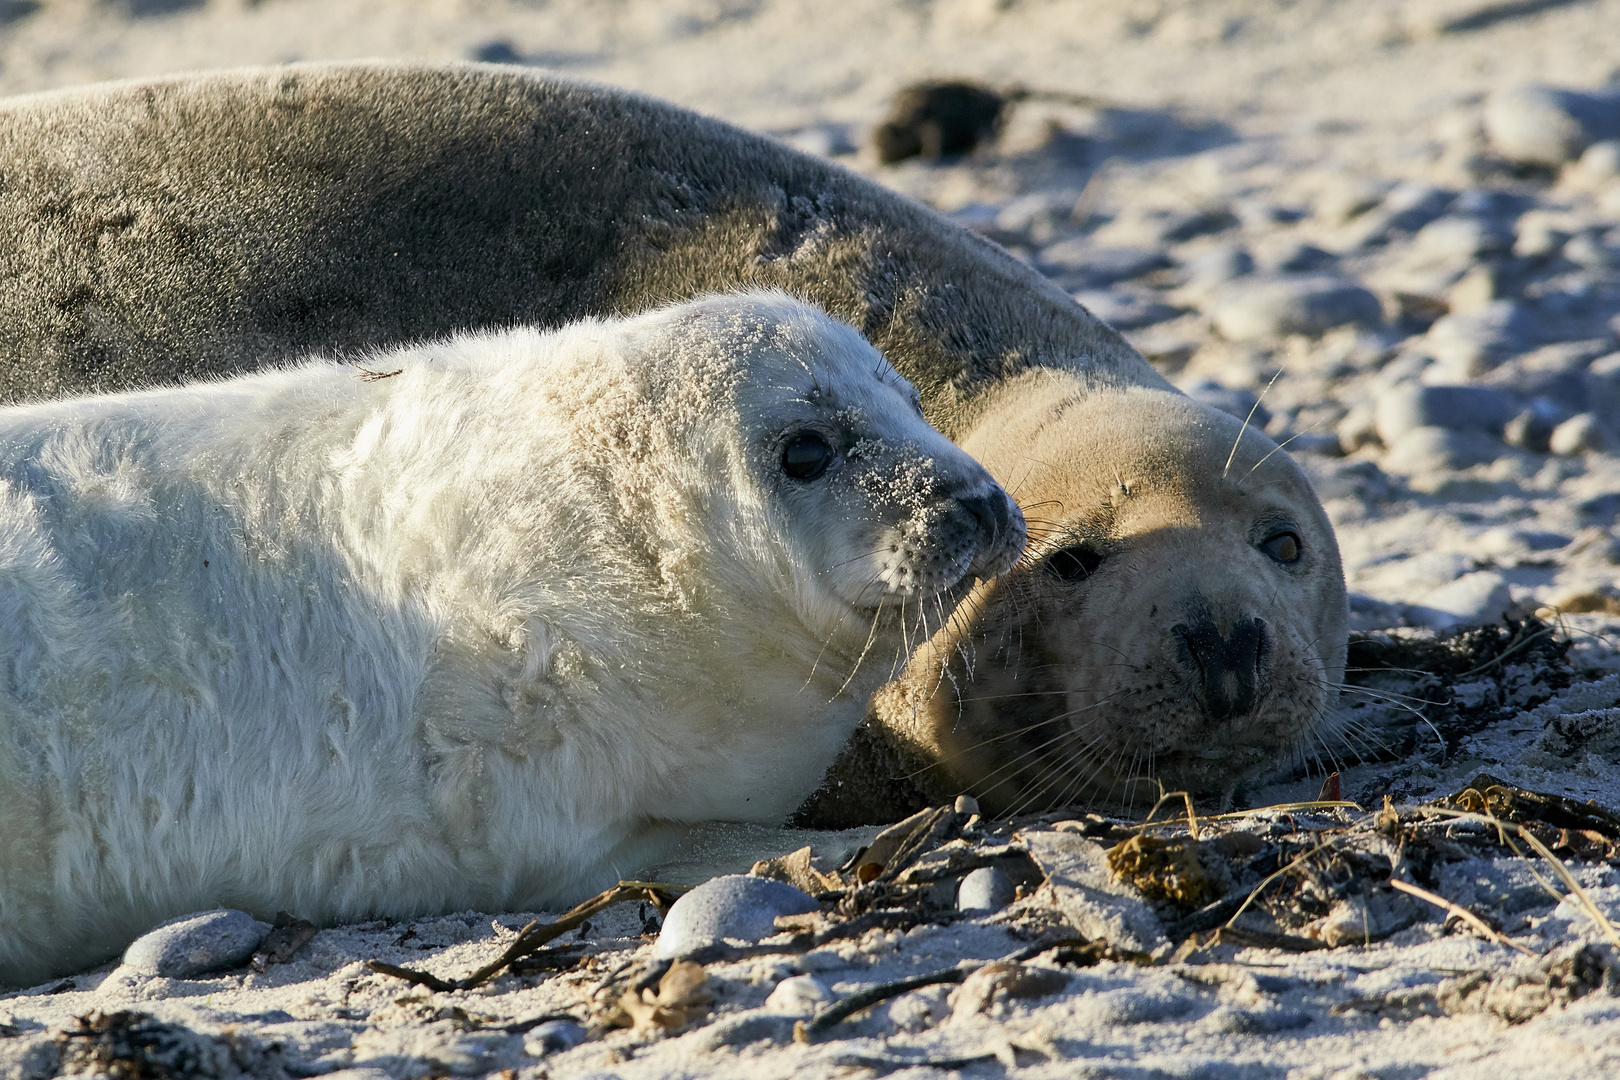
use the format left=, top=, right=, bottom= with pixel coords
left=1261, top=531, right=1302, bottom=564
left=782, top=432, right=834, bottom=480
left=1046, top=543, right=1104, bottom=581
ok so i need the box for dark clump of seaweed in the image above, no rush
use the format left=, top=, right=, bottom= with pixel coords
left=1342, top=615, right=1573, bottom=759
left=55, top=1011, right=284, bottom=1080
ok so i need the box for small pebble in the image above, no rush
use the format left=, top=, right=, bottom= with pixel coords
left=1182, top=242, right=1254, bottom=294
left=655, top=875, right=819, bottom=958
left=1549, top=413, right=1608, bottom=455
left=1348, top=181, right=1452, bottom=245
left=1071, top=289, right=1178, bottom=329
left=471, top=40, right=524, bottom=64
left=1423, top=300, right=1540, bottom=378
left=1380, top=426, right=1503, bottom=474
left=123, top=909, right=272, bottom=978
left=523, top=1020, right=587, bottom=1057
left=953, top=793, right=979, bottom=815
left=1575, top=139, right=1620, bottom=183
left=1374, top=383, right=1515, bottom=444
left=764, top=973, right=833, bottom=1016
left=1412, top=215, right=1511, bottom=261
left=1314, top=175, right=1388, bottom=224
left=957, top=866, right=1016, bottom=915
left=1503, top=407, right=1561, bottom=452
left=1211, top=276, right=1382, bottom=340
left=1038, top=241, right=1171, bottom=286
left=1562, top=231, right=1620, bottom=270
left=1514, top=212, right=1572, bottom=259
left=1484, top=85, right=1620, bottom=165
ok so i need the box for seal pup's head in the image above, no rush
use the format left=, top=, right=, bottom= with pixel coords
left=503, top=291, right=1025, bottom=823
left=877, top=377, right=1348, bottom=816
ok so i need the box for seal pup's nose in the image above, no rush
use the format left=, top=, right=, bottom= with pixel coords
left=957, top=489, right=1026, bottom=577
left=1173, top=616, right=1267, bottom=721
left=958, top=491, right=1012, bottom=544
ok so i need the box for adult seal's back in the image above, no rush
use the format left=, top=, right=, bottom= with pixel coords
left=0, top=62, right=1350, bottom=820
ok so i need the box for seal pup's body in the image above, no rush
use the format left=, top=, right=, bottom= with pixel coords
left=0, top=293, right=1023, bottom=986
left=0, top=63, right=1348, bottom=823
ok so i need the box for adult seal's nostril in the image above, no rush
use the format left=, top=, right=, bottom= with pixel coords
left=1174, top=616, right=1266, bottom=722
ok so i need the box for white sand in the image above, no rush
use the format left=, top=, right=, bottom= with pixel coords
left=4, top=1, right=1620, bottom=1076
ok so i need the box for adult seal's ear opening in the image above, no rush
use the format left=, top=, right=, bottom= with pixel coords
left=0, top=291, right=1023, bottom=987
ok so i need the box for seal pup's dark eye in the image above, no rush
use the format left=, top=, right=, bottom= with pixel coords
left=1045, top=544, right=1104, bottom=582
left=782, top=432, right=834, bottom=480
left=1260, top=531, right=1302, bottom=564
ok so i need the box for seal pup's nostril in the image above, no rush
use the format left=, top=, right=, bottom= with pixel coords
left=956, top=492, right=1002, bottom=542
left=1174, top=616, right=1264, bottom=722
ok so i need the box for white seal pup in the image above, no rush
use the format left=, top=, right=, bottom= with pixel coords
left=0, top=62, right=1348, bottom=824
left=0, top=292, right=1024, bottom=987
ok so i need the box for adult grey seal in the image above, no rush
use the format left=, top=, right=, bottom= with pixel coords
left=0, top=62, right=1349, bottom=823
left=0, top=291, right=1024, bottom=987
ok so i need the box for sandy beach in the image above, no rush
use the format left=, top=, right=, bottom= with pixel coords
left=3, top=1, right=1620, bottom=1076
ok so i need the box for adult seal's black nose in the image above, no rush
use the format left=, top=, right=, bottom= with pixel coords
left=1173, top=616, right=1267, bottom=721
left=959, top=491, right=1013, bottom=546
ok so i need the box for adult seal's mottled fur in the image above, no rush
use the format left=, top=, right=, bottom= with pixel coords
left=0, top=62, right=1348, bottom=823
left=0, top=292, right=1024, bottom=987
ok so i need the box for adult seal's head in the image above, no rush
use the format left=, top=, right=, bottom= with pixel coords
left=845, top=380, right=1348, bottom=817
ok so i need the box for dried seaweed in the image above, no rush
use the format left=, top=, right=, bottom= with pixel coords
left=367, top=880, right=683, bottom=992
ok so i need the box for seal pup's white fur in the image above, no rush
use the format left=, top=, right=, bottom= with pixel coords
left=0, top=292, right=1024, bottom=986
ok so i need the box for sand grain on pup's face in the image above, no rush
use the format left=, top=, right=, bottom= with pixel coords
left=0, top=292, right=1023, bottom=988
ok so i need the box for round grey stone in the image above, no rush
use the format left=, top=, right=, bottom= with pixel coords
left=1576, top=139, right=1620, bottom=183
left=1485, top=85, right=1620, bottom=165
left=1038, top=241, right=1172, bottom=286
left=957, top=867, right=1016, bottom=915
left=764, top=973, right=834, bottom=1016
left=1071, top=289, right=1178, bottom=330
left=123, top=909, right=273, bottom=978
left=1380, top=426, right=1504, bottom=474
left=1549, top=413, right=1608, bottom=455
left=1182, top=243, right=1254, bottom=293
left=1411, top=215, right=1513, bottom=261
left=1212, top=276, right=1382, bottom=341
left=1562, top=231, right=1620, bottom=270
left=1374, top=384, right=1516, bottom=445
left=523, top=1020, right=588, bottom=1057
left=1423, top=300, right=1540, bottom=377
left=655, top=875, right=819, bottom=958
